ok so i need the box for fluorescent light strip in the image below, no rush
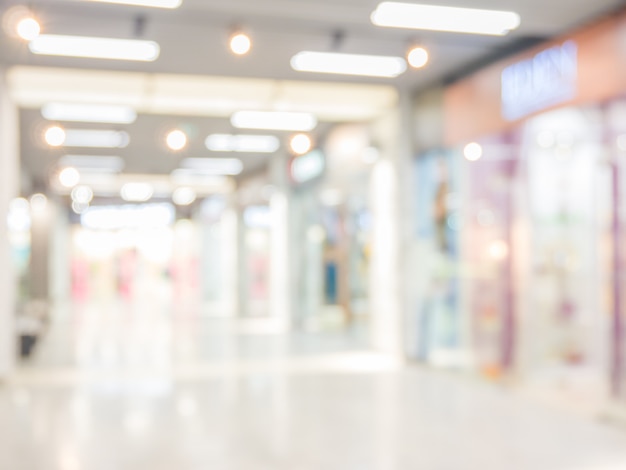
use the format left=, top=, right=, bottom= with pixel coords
left=42, top=103, right=137, bottom=124
left=80, top=0, right=182, bottom=8
left=29, top=35, right=160, bottom=61
left=179, top=158, right=243, bottom=175
left=58, top=155, right=125, bottom=172
left=371, top=2, right=521, bottom=36
left=120, top=182, right=154, bottom=202
left=205, top=134, right=280, bottom=153
left=171, top=172, right=230, bottom=187
left=291, top=51, right=406, bottom=78
left=63, top=130, right=130, bottom=148
left=231, top=111, right=317, bottom=131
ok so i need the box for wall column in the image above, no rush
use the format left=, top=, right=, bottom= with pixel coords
left=0, top=69, right=19, bottom=378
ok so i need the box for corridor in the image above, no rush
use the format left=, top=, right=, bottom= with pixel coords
left=4, top=301, right=626, bottom=470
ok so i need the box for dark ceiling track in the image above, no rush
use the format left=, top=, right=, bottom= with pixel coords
left=441, top=35, right=547, bottom=87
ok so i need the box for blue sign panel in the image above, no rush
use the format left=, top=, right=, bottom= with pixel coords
left=501, top=41, right=578, bottom=121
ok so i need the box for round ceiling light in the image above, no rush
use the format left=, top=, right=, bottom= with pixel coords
left=407, top=46, right=429, bottom=68
left=230, top=32, right=251, bottom=55
left=289, top=133, right=312, bottom=155
left=16, top=17, right=40, bottom=41
left=58, top=167, right=80, bottom=188
left=45, top=126, right=66, bottom=147
left=166, top=129, right=188, bottom=151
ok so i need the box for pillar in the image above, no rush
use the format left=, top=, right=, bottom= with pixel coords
left=0, top=69, right=19, bottom=378
left=368, top=91, right=413, bottom=357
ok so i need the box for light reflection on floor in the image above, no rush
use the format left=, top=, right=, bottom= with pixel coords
left=3, top=300, right=626, bottom=470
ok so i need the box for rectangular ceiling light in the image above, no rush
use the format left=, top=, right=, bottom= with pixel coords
left=58, top=155, right=125, bottom=172
left=171, top=172, right=231, bottom=188
left=120, top=182, right=154, bottom=202
left=205, top=134, right=280, bottom=153
left=179, top=158, right=244, bottom=175
left=29, top=35, right=160, bottom=61
left=291, top=51, right=407, bottom=78
left=64, top=130, right=130, bottom=148
left=42, top=103, right=137, bottom=124
left=231, top=111, right=317, bottom=131
left=371, top=2, right=521, bottom=36
left=80, top=0, right=182, bottom=8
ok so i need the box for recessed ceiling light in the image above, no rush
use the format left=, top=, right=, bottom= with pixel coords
left=16, top=17, right=40, bottom=41
left=121, top=182, right=154, bottom=202
left=289, top=134, right=312, bottom=155
left=371, top=2, right=521, bottom=36
left=79, top=0, right=182, bottom=8
left=291, top=51, right=407, bottom=78
left=407, top=46, right=429, bottom=68
left=205, top=134, right=280, bottom=153
left=59, top=167, right=80, bottom=188
left=42, top=103, right=137, bottom=124
left=231, top=111, right=317, bottom=131
left=230, top=32, right=251, bottom=55
left=166, top=129, right=188, bottom=151
left=62, top=129, right=130, bottom=148
left=45, top=126, right=66, bottom=147
left=179, top=158, right=243, bottom=175
left=29, top=35, right=160, bottom=61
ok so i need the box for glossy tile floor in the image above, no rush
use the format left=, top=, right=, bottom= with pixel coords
left=4, top=300, right=626, bottom=470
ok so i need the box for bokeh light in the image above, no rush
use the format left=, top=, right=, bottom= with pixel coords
left=230, top=32, right=251, bottom=55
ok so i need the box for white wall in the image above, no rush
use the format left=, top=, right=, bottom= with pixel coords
left=0, top=69, right=19, bottom=378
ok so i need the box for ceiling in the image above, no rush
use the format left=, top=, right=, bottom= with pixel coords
left=0, top=0, right=623, bottom=199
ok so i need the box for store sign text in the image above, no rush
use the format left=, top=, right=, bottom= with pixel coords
left=501, top=41, right=578, bottom=121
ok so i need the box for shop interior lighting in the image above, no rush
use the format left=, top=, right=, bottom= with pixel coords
left=82, top=204, right=174, bottom=230
left=79, top=0, right=182, bottom=8
left=172, top=187, right=197, bottom=206
left=7, top=198, right=31, bottom=232
left=42, top=103, right=137, bottom=124
left=29, top=35, right=160, bottom=61
left=407, top=46, right=429, bottom=68
left=291, top=51, right=407, bottom=78
left=231, top=111, right=317, bottom=131
left=205, top=134, right=280, bottom=153
left=58, top=155, right=125, bottom=172
left=229, top=32, right=251, bottom=55
left=179, top=158, right=243, bottom=175
left=120, top=182, right=154, bottom=202
left=62, top=129, right=130, bottom=148
left=371, top=2, right=521, bottom=36
left=463, top=142, right=483, bottom=161
left=16, top=17, right=40, bottom=41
